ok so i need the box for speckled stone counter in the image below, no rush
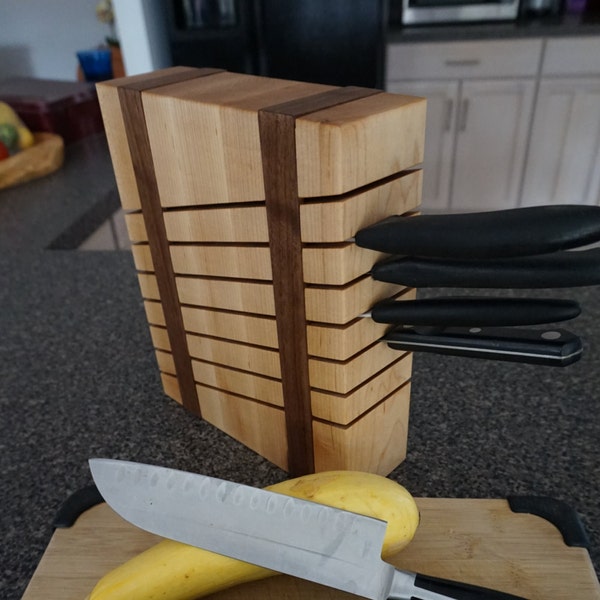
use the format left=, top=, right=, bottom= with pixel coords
left=1, top=250, right=599, bottom=599
left=0, top=134, right=119, bottom=251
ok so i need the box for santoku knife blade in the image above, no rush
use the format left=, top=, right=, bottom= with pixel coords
left=90, top=459, right=527, bottom=600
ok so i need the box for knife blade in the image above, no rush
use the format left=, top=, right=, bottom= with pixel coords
left=370, top=248, right=600, bottom=288
left=354, top=205, right=600, bottom=259
left=365, top=297, right=581, bottom=327
left=384, top=326, right=583, bottom=367
left=90, top=459, right=527, bottom=600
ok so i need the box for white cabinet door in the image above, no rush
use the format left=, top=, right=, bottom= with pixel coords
left=521, top=77, right=600, bottom=207
left=451, top=79, right=535, bottom=212
left=387, top=80, right=459, bottom=212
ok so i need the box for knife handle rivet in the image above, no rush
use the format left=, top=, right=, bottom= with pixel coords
left=469, top=327, right=482, bottom=333
left=541, top=331, right=562, bottom=340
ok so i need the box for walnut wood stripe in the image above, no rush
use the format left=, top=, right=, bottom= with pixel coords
left=259, top=87, right=383, bottom=476
left=117, top=68, right=221, bottom=416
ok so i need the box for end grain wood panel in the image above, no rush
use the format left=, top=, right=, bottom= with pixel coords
left=160, top=168, right=422, bottom=245
left=96, top=83, right=141, bottom=210
left=300, top=169, right=422, bottom=243
left=163, top=205, right=268, bottom=243
left=181, top=306, right=278, bottom=348
left=144, top=300, right=166, bottom=327
left=302, top=243, right=386, bottom=285
left=150, top=326, right=171, bottom=351
left=176, top=277, right=275, bottom=315
left=177, top=289, right=414, bottom=361
left=306, top=288, right=416, bottom=360
left=137, top=273, right=160, bottom=300
left=124, top=211, right=148, bottom=242
left=170, top=245, right=272, bottom=280
left=305, top=277, right=404, bottom=324
left=177, top=275, right=402, bottom=323
left=312, top=382, right=411, bottom=475
left=160, top=372, right=182, bottom=404
left=192, top=360, right=283, bottom=407
left=295, top=94, right=426, bottom=197
left=97, top=66, right=210, bottom=211
left=196, top=384, right=288, bottom=470
left=141, top=72, right=334, bottom=207
left=311, top=353, right=413, bottom=425
left=308, top=340, right=405, bottom=394
left=156, top=349, right=176, bottom=374
left=131, top=244, right=154, bottom=273
left=186, top=334, right=281, bottom=379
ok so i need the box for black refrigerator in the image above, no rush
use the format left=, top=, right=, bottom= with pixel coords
left=164, top=0, right=387, bottom=89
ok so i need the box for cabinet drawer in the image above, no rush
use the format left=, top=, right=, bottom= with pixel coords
left=543, top=37, right=600, bottom=76
left=387, top=39, right=543, bottom=81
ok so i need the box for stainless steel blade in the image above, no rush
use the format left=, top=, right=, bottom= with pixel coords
left=90, top=459, right=403, bottom=600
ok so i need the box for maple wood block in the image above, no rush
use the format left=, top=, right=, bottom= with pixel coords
left=313, top=382, right=412, bottom=474
left=97, top=67, right=426, bottom=474
left=157, top=348, right=411, bottom=426
left=197, top=385, right=289, bottom=470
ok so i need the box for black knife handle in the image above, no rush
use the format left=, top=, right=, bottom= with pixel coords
left=355, top=205, right=600, bottom=258
left=371, top=248, right=600, bottom=289
left=410, top=573, right=528, bottom=600
left=370, top=297, right=580, bottom=326
left=383, top=326, right=583, bottom=366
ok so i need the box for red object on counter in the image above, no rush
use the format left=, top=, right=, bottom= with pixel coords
left=0, top=78, right=105, bottom=144
left=0, top=140, right=9, bottom=160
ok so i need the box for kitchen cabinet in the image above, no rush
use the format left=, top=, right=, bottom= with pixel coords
left=386, top=39, right=541, bottom=212
left=520, top=37, right=600, bottom=207
left=387, top=80, right=457, bottom=210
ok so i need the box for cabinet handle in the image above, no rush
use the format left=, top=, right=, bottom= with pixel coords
left=459, top=99, right=469, bottom=132
left=445, top=59, right=481, bottom=67
left=444, top=99, right=454, bottom=132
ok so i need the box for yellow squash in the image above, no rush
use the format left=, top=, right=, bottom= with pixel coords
left=86, top=470, right=420, bottom=600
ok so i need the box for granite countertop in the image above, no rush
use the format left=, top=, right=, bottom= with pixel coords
left=2, top=249, right=600, bottom=599
left=1, top=139, right=599, bottom=598
left=388, top=11, right=600, bottom=42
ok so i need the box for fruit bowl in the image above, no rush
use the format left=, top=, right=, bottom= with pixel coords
left=0, top=132, right=64, bottom=191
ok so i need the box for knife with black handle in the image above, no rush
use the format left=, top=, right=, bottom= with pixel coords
left=366, top=297, right=581, bottom=326
left=355, top=205, right=600, bottom=259
left=371, top=248, right=600, bottom=289
left=384, top=326, right=583, bottom=367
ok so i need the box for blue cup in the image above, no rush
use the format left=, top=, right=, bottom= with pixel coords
left=77, top=49, right=113, bottom=82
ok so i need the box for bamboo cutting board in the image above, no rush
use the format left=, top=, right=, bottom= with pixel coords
left=21, top=497, right=600, bottom=600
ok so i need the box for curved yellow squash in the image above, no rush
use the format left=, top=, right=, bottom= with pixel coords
left=86, top=470, right=419, bottom=600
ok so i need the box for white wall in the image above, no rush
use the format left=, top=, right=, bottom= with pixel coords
left=0, top=0, right=172, bottom=81
left=113, top=0, right=172, bottom=75
left=0, top=0, right=109, bottom=80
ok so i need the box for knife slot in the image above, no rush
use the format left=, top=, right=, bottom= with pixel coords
left=310, top=354, right=412, bottom=425
left=299, top=169, right=423, bottom=243
left=312, top=378, right=412, bottom=428
left=192, top=359, right=284, bottom=407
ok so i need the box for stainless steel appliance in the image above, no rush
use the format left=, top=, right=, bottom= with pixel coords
left=401, top=0, right=520, bottom=24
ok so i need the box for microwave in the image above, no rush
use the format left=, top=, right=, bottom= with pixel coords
left=401, top=0, right=520, bottom=24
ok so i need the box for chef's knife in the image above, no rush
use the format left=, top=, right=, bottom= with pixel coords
left=90, top=459, right=528, bottom=600
left=366, top=297, right=580, bottom=327
left=384, top=326, right=582, bottom=367
left=355, top=205, right=600, bottom=259
left=371, top=248, right=600, bottom=289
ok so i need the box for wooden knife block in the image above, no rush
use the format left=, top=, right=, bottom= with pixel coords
left=97, top=67, right=426, bottom=475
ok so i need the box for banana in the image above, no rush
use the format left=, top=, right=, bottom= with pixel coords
left=85, top=470, right=420, bottom=600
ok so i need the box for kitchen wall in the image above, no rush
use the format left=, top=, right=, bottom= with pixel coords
left=0, top=0, right=108, bottom=80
